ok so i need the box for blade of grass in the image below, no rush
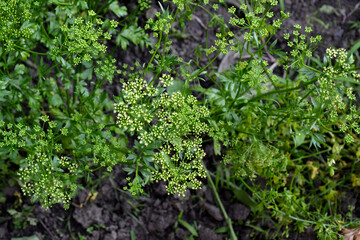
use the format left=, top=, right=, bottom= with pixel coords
left=178, top=219, right=199, bottom=237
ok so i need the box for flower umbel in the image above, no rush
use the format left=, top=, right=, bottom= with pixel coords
left=114, top=78, right=210, bottom=196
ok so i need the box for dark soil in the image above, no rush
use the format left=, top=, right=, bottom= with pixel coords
left=1, top=1, right=359, bottom=240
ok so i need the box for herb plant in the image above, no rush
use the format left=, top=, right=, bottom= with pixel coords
left=0, top=0, right=359, bottom=239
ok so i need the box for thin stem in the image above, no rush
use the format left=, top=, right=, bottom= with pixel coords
left=318, top=120, right=342, bottom=133
left=247, top=75, right=318, bottom=104
left=49, top=0, right=73, bottom=5
left=97, top=0, right=116, bottom=14
left=303, top=64, right=323, bottom=74
left=204, top=162, right=238, bottom=240
left=142, top=33, right=163, bottom=79
left=14, top=45, right=48, bottom=56
left=291, top=148, right=331, bottom=162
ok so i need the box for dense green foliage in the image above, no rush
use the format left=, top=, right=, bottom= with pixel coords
left=0, top=0, right=360, bottom=239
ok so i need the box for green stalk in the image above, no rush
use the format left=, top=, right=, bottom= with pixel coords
left=14, top=45, right=48, bottom=56
left=204, top=163, right=238, bottom=240
left=49, top=0, right=73, bottom=5
left=97, top=0, right=116, bottom=14
left=142, top=32, right=163, bottom=79
left=247, top=74, right=319, bottom=104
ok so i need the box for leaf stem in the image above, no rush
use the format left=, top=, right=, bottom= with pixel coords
left=204, top=162, right=238, bottom=240
left=49, top=0, right=73, bottom=6
left=14, top=45, right=48, bottom=56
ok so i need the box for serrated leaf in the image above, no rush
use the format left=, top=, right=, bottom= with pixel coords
left=109, top=2, right=127, bottom=18
left=116, top=24, right=148, bottom=50
left=7, top=209, right=17, bottom=215
left=127, top=153, right=137, bottom=160
left=123, top=167, right=135, bottom=174
left=81, top=68, right=93, bottom=80
left=77, top=0, right=88, bottom=9
left=140, top=168, right=152, bottom=183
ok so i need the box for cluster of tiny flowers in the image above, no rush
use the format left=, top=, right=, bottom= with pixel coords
left=152, top=145, right=206, bottom=196
left=226, top=0, right=290, bottom=54
left=0, top=122, right=27, bottom=151
left=163, top=0, right=209, bottom=11
left=123, top=177, right=144, bottom=196
left=0, top=116, right=91, bottom=209
left=224, top=142, right=287, bottom=179
left=0, top=0, right=33, bottom=52
left=208, top=120, right=232, bottom=148
left=94, top=57, right=117, bottom=83
left=259, top=0, right=279, bottom=5
left=159, top=74, right=174, bottom=87
left=138, top=0, right=151, bottom=11
left=244, top=59, right=269, bottom=88
left=114, top=78, right=158, bottom=132
left=91, top=135, right=118, bottom=171
left=18, top=153, right=76, bottom=209
left=317, top=48, right=360, bottom=144
left=145, top=11, right=173, bottom=37
left=114, top=78, right=211, bottom=196
left=13, top=113, right=123, bottom=209
left=59, top=11, right=117, bottom=65
left=283, top=25, right=321, bottom=69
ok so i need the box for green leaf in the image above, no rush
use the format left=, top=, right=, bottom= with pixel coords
left=348, top=40, right=360, bottom=58
left=116, top=33, right=129, bottom=50
left=127, top=153, right=137, bottom=160
left=294, top=130, right=307, bottom=147
left=318, top=4, right=336, bottom=14
left=0, top=90, right=11, bottom=102
left=298, top=66, right=315, bottom=80
left=214, top=139, right=221, bottom=155
left=81, top=68, right=93, bottom=80
left=130, top=228, right=136, bottom=240
left=49, top=94, right=63, bottom=107
left=233, top=188, right=257, bottom=211
left=215, top=226, right=229, bottom=233
left=167, top=80, right=185, bottom=95
left=77, top=0, right=88, bottom=10
left=178, top=219, right=198, bottom=237
left=109, top=2, right=127, bottom=18
left=269, top=39, right=278, bottom=50
left=189, top=69, right=207, bottom=80
left=123, top=168, right=134, bottom=174
left=7, top=209, right=18, bottom=216
left=116, top=24, right=148, bottom=50
left=335, top=77, right=360, bottom=85
left=140, top=168, right=152, bottom=184
left=20, top=51, right=30, bottom=61
left=14, top=64, right=26, bottom=75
